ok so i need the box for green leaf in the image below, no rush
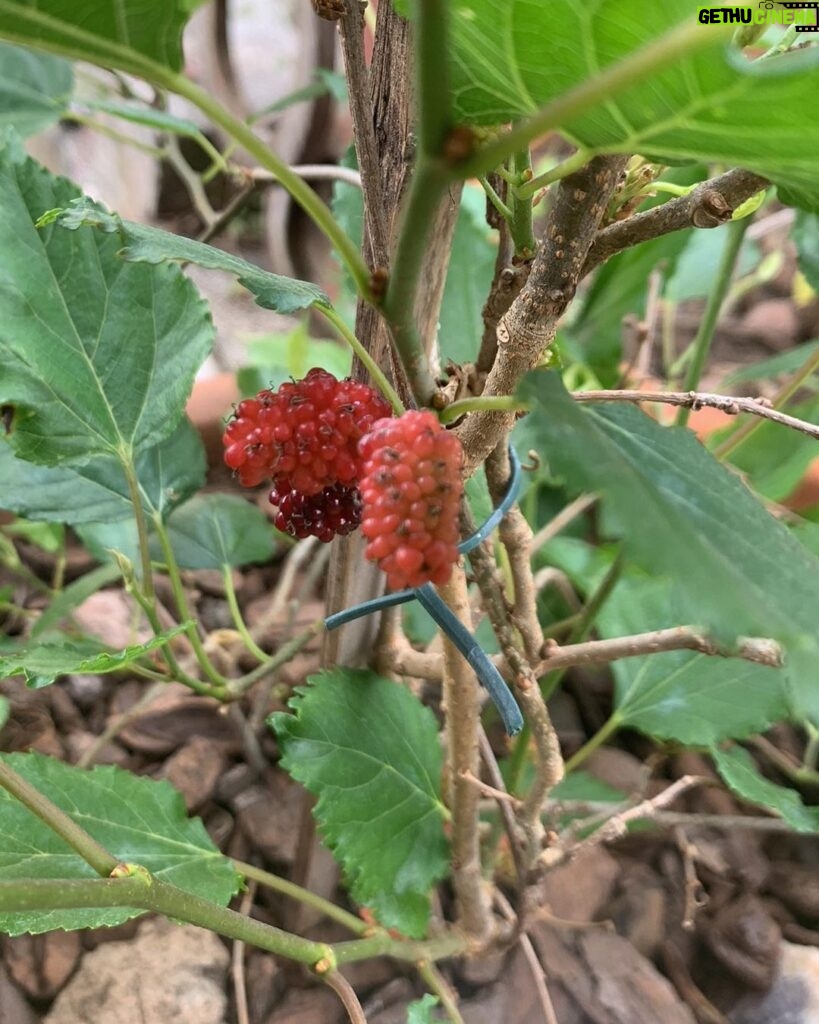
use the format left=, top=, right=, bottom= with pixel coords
left=0, top=419, right=206, bottom=524
left=54, top=197, right=329, bottom=315
left=448, top=0, right=819, bottom=209
left=598, top=576, right=787, bottom=745
left=794, top=212, right=819, bottom=292
left=0, top=0, right=204, bottom=74
left=438, top=185, right=497, bottom=364
left=0, top=625, right=189, bottom=688
left=80, top=98, right=204, bottom=139
left=0, top=41, right=72, bottom=135
left=270, top=669, right=450, bottom=938
left=0, top=143, right=213, bottom=468
left=519, top=371, right=819, bottom=719
left=162, top=494, right=277, bottom=569
left=722, top=395, right=819, bottom=503
left=0, top=752, right=239, bottom=934
left=712, top=745, right=819, bottom=832
left=722, top=339, right=819, bottom=386
left=3, top=519, right=63, bottom=554
left=407, top=995, right=442, bottom=1024
left=238, top=323, right=351, bottom=396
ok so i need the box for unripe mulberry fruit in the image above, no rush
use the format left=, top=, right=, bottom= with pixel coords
left=270, top=483, right=362, bottom=543
left=222, top=368, right=392, bottom=492
left=359, top=410, right=463, bottom=590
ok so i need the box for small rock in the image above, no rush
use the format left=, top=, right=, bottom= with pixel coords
left=739, top=299, right=799, bottom=352
left=233, top=770, right=301, bottom=864
left=2, top=931, right=81, bottom=1001
left=540, top=846, right=620, bottom=923
left=730, top=941, right=819, bottom=1024
left=64, top=673, right=105, bottom=711
left=265, top=986, right=346, bottom=1024
left=65, top=730, right=130, bottom=767
left=161, top=735, right=229, bottom=811
left=45, top=917, right=229, bottom=1024
left=73, top=590, right=148, bottom=650
left=0, top=963, right=39, bottom=1024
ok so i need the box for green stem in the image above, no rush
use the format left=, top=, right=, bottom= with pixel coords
left=228, top=618, right=325, bottom=696
left=714, top=344, right=819, bottom=459
left=222, top=567, right=268, bottom=663
left=478, top=175, right=512, bottom=221
left=380, top=0, right=454, bottom=406
left=382, top=160, right=449, bottom=406
left=417, top=961, right=465, bottom=1024
left=120, top=453, right=154, bottom=602
left=803, top=723, right=819, bottom=773
left=516, top=148, right=594, bottom=198
left=232, top=858, right=368, bottom=936
left=317, top=304, right=405, bottom=415
left=62, top=111, right=166, bottom=158
left=507, top=150, right=536, bottom=256
left=562, top=713, right=623, bottom=774
left=333, top=931, right=467, bottom=966
left=152, top=519, right=229, bottom=691
left=0, top=877, right=333, bottom=967
left=456, top=20, right=733, bottom=180
left=415, top=0, right=452, bottom=157
left=675, top=216, right=750, bottom=426
left=439, top=395, right=525, bottom=424
left=0, top=759, right=119, bottom=876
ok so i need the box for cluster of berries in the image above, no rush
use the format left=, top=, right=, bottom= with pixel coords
left=223, top=369, right=463, bottom=590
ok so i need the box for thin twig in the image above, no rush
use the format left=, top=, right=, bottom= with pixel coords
left=460, top=769, right=521, bottom=806
left=537, top=626, right=783, bottom=672
left=542, top=775, right=707, bottom=869
left=531, top=494, right=597, bottom=553
left=573, top=388, right=819, bottom=442
left=583, top=168, right=769, bottom=275
left=478, top=730, right=528, bottom=890
left=322, top=969, right=368, bottom=1024
left=495, top=891, right=559, bottom=1024
left=232, top=879, right=256, bottom=1024
left=438, top=568, right=494, bottom=940
left=247, top=163, right=363, bottom=188
left=486, top=445, right=544, bottom=662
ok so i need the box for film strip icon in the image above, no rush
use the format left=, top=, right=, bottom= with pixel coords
left=777, top=1, right=819, bottom=31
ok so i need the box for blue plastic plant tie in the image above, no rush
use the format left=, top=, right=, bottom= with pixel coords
left=415, top=584, right=524, bottom=736
left=324, top=446, right=523, bottom=631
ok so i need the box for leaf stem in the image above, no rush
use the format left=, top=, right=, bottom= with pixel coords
left=507, top=149, right=536, bottom=255
left=562, top=713, right=623, bottom=775
left=228, top=618, right=324, bottom=696
left=675, top=216, right=751, bottom=426
left=152, top=519, right=230, bottom=692
left=332, top=931, right=467, bottom=966
left=0, top=758, right=119, bottom=876
left=222, top=567, right=268, bottom=663
left=381, top=159, right=448, bottom=405
left=516, top=148, right=594, bottom=198
left=120, top=453, right=155, bottom=602
left=380, top=0, right=454, bottom=406
left=232, top=858, right=368, bottom=936
left=439, top=395, right=525, bottom=424
left=478, top=175, right=512, bottom=221
left=317, top=304, right=405, bottom=414
left=417, top=961, right=465, bottom=1024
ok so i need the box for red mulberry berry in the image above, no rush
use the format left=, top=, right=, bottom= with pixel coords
left=359, top=410, right=463, bottom=590
left=270, top=483, right=362, bottom=543
left=223, top=368, right=392, bottom=492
